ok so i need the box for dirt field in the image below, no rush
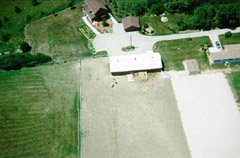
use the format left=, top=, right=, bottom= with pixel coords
left=80, top=58, right=191, bottom=158
left=172, top=73, right=240, bottom=158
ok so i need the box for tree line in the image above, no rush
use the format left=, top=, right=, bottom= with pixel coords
left=107, top=0, right=240, bottom=30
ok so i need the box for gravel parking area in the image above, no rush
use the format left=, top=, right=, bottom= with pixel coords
left=172, top=73, right=240, bottom=158
left=80, top=57, right=191, bottom=158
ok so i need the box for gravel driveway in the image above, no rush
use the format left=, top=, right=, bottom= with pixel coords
left=93, top=24, right=240, bottom=56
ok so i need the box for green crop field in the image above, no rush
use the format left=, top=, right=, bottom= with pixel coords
left=0, top=62, right=80, bottom=157
left=153, top=37, right=212, bottom=70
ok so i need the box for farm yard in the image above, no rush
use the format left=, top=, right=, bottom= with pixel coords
left=80, top=58, right=191, bottom=158
left=24, top=4, right=89, bottom=60
left=153, top=37, right=212, bottom=71
left=0, top=62, right=80, bottom=157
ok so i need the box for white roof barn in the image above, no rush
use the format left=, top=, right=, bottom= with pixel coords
left=109, top=51, right=162, bottom=75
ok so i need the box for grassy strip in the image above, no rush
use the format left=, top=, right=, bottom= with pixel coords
left=227, top=71, right=240, bottom=105
left=219, top=33, right=240, bottom=45
left=0, top=62, right=80, bottom=157
left=153, top=37, right=212, bottom=70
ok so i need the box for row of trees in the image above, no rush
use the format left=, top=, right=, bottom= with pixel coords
left=107, top=0, right=240, bottom=30
left=0, top=53, right=52, bottom=70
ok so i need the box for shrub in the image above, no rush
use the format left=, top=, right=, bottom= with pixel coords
left=20, top=42, right=32, bottom=52
left=225, top=31, right=232, bottom=38
left=102, top=18, right=109, bottom=27
left=15, top=6, right=22, bottom=13
left=0, top=53, right=52, bottom=70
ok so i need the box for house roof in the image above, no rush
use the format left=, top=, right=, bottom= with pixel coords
left=183, top=59, right=200, bottom=74
left=210, top=44, right=240, bottom=61
left=85, top=0, right=107, bottom=15
left=109, top=51, right=162, bottom=73
left=122, top=16, right=140, bottom=30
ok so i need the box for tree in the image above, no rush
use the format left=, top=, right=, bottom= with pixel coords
left=15, top=6, right=22, bottom=13
left=1, top=34, right=10, bottom=42
left=164, top=0, right=190, bottom=14
left=191, top=4, right=216, bottom=30
left=26, top=15, right=32, bottom=22
left=215, top=3, right=240, bottom=29
left=0, top=20, right=3, bottom=28
left=32, top=0, right=40, bottom=6
left=150, top=3, right=164, bottom=15
left=20, top=42, right=32, bottom=52
left=118, top=0, right=148, bottom=15
left=3, top=16, right=10, bottom=22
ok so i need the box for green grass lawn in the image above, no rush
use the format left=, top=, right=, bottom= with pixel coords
left=0, top=0, right=83, bottom=54
left=140, top=13, right=189, bottom=35
left=0, top=62, right=80, bottom=157
left=153, top=37, right=212, bottom=70
left=219, top=33, right=240, bottom=45
left=24, top=4, right=89, bottom=60
left=227, top=71, right=240, bottom=106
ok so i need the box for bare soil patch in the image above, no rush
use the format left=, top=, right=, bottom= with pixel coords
left=81, top=57, right=191, bottom=158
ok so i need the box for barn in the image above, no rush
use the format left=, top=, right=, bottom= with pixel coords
left=109, top=51, right=162, bottom=75
left=122, top=16, right=141, bottom=32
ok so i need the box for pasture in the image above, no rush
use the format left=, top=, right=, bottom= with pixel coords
left=24, top=4, right=89, bottom=60
left=0, top=0, right=83, bottom=53
left=0, top=61, right=80, bottom=157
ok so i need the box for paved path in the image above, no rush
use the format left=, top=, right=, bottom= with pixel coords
left=93, top=23, right=240, bottom=56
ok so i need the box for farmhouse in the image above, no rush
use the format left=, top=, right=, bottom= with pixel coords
left=122, top=16, right=141, bottom=32
left=109, top=51, right=162, bottom=75
left=83, top=0, right=109, bottom=22
left=209, top=44, right=240, bottom=64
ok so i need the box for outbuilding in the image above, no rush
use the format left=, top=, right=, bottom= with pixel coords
left=109, top=51, right=162, bottom=75
left=122, top=16, right=140, bottom=32
left=183, top=59, right=200, bottom=75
